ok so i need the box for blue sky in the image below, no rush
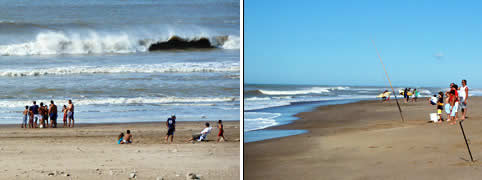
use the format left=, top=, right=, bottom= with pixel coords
left=245, top=0, right=482, bottom=88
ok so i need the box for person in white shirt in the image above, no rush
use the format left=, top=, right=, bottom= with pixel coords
left=458, top=79, right=469, bottom=120
left=187, top=122, right=212, bottom=142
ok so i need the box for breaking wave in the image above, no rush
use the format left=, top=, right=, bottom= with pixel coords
left=0, top=96, right=237, bottom=108
left=0, top=30, right=239, bottom=56
left=0, top=62, right=240, bottom=77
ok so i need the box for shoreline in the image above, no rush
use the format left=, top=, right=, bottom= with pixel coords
left=245, top=97, right=482, bottom=179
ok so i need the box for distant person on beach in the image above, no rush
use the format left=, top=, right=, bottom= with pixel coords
left=43, top=103, right=49, bottom=128
left=403, top=88, right=408, bottom=102
left=447, top=89, right=459, bottom=125
left=39, top=102, right=45, bottom=128
left=62, top=105, right=68, bottom=127
left=22, top=106, right=28, bottom=128
left=49, top=101, right=58, bottom=128
left=437, top=92, right=444, bottom=122
left=117, top=132, right=124, bottom=144
left=165, top=115, right=176, bottom=144
left=412, top=89, right=419, bottom=102
left=430, top=95, right=437, bottom=105
left=459, top=79, right=469, bottom=120
left=187, top=122, right=212, bottom=142
left=30, top=101, right=40, bottom=128
left=217, top=120, right=225, bottom=142
left=123, top=130, right=133, bottom=144
left=67, top=100, right=74, bottom=128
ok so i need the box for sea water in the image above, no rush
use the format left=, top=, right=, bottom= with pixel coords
left=0, top=0, right=240, bottom=124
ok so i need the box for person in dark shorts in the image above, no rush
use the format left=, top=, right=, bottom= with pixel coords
left=49, top=100, right=58, bottom=128
left=165, top=114, right=176, bottom=144
left=30, top=101, right=40, bottom=128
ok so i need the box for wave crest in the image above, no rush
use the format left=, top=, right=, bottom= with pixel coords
left=0, top=31, right=240, bottom=56
left=0, top=62, right=240, bottom=77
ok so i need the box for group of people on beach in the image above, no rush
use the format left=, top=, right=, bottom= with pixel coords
left=116, top=115, right=226, bottom=145
left=430, top=79, right=469, bottom=125
left=401, top=88, right=420, bottom=102
left=21, top=100, right=75, bottom=128
left=164, top=114, right=226, bottom=143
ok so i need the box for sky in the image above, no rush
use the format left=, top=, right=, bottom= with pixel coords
left=245, top=0, right=482, bottom=88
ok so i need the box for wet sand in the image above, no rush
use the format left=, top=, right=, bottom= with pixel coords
left=245, top=97, right=482, bottom=180
left=0, top=121, right=240, bottom=179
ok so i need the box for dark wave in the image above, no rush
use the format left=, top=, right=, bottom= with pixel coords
left=148, top=36, right=227, bottom=51
left=244, top=90, right=263, bottom=96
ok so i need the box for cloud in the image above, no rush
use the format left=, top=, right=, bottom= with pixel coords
left=433, top=52, right=444, bottom=60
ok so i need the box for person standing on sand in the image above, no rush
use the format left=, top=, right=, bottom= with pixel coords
left=165, top=115, right=176, bottom=144
left=44, top=103, right=49, bottom=128
left=49, top=100, right=58, bottom=128
left=30, top=101, right=40, bottom=128
left=22, top=106, right=29, bottom=128
left=412, top=89, right=419, bottom=102
left=403, top=88, right=408, bottom=103
left=62, top=105, right=68, bottom=127
left=459, top=79, right=469, bottom=120
left=39, top=102, right=45, bottom=128
left=67, top=100, right=75, bottom=128
left=217, top=120, right=226, bottom=142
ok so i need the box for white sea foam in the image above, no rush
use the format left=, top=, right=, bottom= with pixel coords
left=244, top=112, right=281, bottom=131
left=0, top=96, right=237, bottom=108
left=244, top=95, right=375, bottom=111
left=0, top=30, right=240, bottom=56
left=0, top=62, right=240, bottom=77
left=259, top=87, right=331, bottom=95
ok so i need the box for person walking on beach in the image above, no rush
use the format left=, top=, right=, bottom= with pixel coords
left=49, top=100, right=58, bottom=128
left=217, top=120, right=226, bottom=142
left=403, top=88, right=408, bottom=103
left=67, top=100, right=75, bottom=128
left=62, top=105, right=68, bottom=127
left=165, top=115, right=176, bottom=144
left=459, top=79, right=469, bottom=120
left=22, top=106, right=29, bottom=128
left=30, top=101, right=40, bottom=128
left=412, top=89, right=419, bottom=102
left=437, top=92, right=444, bottom=122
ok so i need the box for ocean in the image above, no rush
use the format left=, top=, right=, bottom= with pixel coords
left=244, top=84, right=482, bottom=143
left=0, top=0, right=240, bottom=124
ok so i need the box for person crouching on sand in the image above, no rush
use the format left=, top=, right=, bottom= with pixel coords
left=117, top=132, right=124, bottom=144
left=123, top=130, right=133, bottom=144
left=22, top=106, right=28, bottom=128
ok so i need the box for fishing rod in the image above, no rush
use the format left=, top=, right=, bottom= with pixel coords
left=459, top=120, right=474, bottom=162
left=372, top=39, right=404, bottom=122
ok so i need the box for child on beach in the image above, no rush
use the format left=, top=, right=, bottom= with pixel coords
left=447, top=90, right=459, bottom=125
left=62, top=105, right=68, bottom=128
left=217, top=120, right=225, bottom=142
left=437, top=92, right=444, bottom=122
left=118, top=133, right=124, bottom=144
left=430, top=95, right=437, bottom=105
left=123, top=130, right=133, bottom=144
left=22, top=106, right=28, bottom=128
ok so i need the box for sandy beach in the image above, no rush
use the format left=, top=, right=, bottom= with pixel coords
left=0, top=121, right=240, bottom=179
left=245, top=97, right=482, bottom=180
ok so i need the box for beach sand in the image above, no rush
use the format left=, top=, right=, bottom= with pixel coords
left=0, top=121, right=240, bottom=179
left=245, top=97, right=482, bottom=180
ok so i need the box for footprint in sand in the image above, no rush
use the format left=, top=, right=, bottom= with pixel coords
left=368, top=146, right=378, bottom=148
